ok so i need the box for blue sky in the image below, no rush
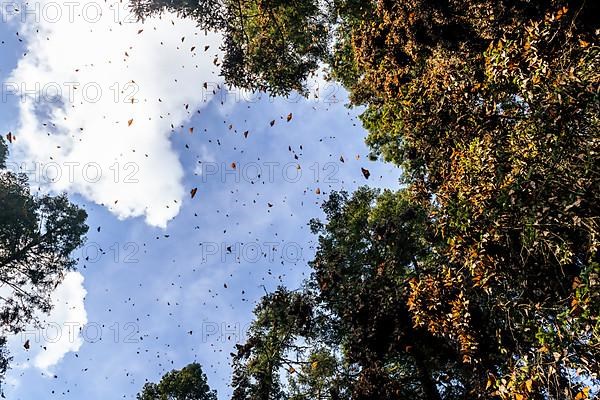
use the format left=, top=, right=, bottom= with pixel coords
left=0, top=3, right=401, bottom=399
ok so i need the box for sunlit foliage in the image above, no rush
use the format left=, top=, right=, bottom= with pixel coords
left=130, top=0, right=599, bottom=398
left=137, top=362, right=217, bottom=400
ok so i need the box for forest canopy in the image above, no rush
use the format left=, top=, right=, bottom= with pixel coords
left=131, top=0, right=600, bottom=397
left=0, top=0, right=597, bottom=398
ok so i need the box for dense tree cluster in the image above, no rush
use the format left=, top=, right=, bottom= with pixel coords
left=137, top=362, right=217, bottom=400
left=0, top=137, right=88, bottom=392
left=132, top=0, right=599, bottom=398
left=77, top=0, right=600, bottom=398
left=131, top=0, right=329, bottom=95
left=3, top=0, right=595, bottom=398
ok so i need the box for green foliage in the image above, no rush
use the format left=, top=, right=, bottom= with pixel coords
left=0, top=176, right=88, bottom=333
left=221, top=0, right=328, bottom=96
left=234, top=190, right=477, bottom=399
left=231, top=288, right=316, bottom=400
left=0, top=142, right=88, bottom=393
left=0, top=137, right=6, bottom=169
left=229, top=9, right=600, bottom=386
left=0, top=337, right=10, bottom=395
left=131, top=0, right=329, bottom=96
left=137, top=363, right=217, bottom=400
left=130, top=0, right=225, bottom=30
left=287, top=349, right=348, bottom=400
left=353, top=4, right=599, bottom=398
left=132, top=0, right=599, bottom=397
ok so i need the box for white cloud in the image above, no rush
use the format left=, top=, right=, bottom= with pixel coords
left=7, top=0, right=222, bottom=227
left=33, top=271, right=88, bottom=373
left=5, top=271, right=88, bottom=376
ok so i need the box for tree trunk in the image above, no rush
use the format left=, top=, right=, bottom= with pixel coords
left=414, top=352, right=442, bottom=400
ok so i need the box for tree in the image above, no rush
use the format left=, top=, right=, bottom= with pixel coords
left=137, top=363, right=217, bottom=400
left=0, top=136, right=88, bottom=392
left=237, top=2, right=598, bottom=398
left=233, top=184, right=599, bottom=399
left=0, top=138, right=6, bottom=169
left=231, top=288, right=319, bottom=400
left=131, top=0, right=329, bottom=96
left=130, top=0, right=599, bottom=397
left=350, top=3, right=599, bottom=398
left=130, top=0, right=225, bottom=30
left=306, top=188, right=457, bottom=400
left=223, top=0, right=329, bottom=96
left=232, top=189, right=478, bottom=400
